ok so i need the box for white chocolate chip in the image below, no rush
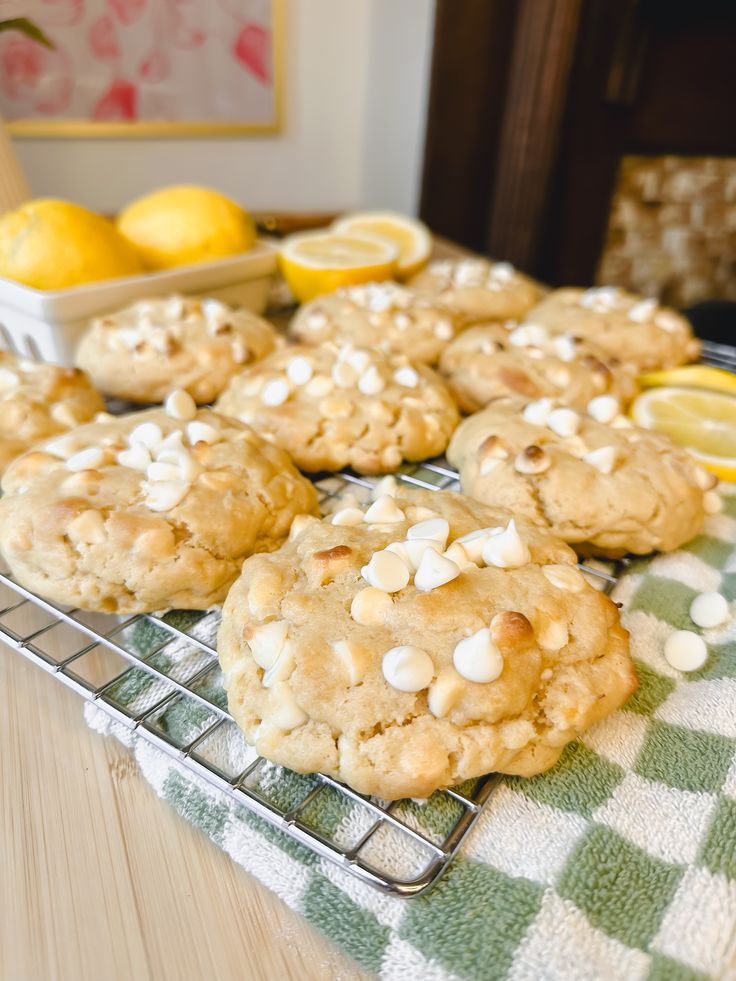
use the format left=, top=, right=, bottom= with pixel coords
left=387, top=538, right=438, bottom=574
left=164, top=389, right=197, bottom=421
left=0, top=367, right=19, bottom=388
left=693, top=466, right=717, bottom=491
left=663, top=630, right=708, bottom=672
left=406, top=506, right=441, bottom=522
left=587, top=395, right=620, bottom=424
left=117, top=444, right=152, bottom=471
left=382, top=646, right=434, bottom=693
left=332, top=640, right=370, bottom=685
left=331, top=507, right=365, bottom=527
left=456, top=528, right=497, bottom=563
left=547, top=407, right=580, bottom=438
left=482, top=519, right=530, bottom=569
left=611, top=415, right=633, bottom=429
left=480, top=457, right=503, bottom=476
left=443, top=541, right=476, bottom=571
left=583, top=445, right=617, bottom=475
left=628, top=298, right=658, bottom=323
left=50, top=403, right=80, bottom=427
left=541, top=564, right=586, bottom=592
left=263, top=641, right=296, bottom=688
left=343, top=348, right=372, bottom=374
left=414, top=549, right=460, bottom=592
left=358, top=365, right=386, bottom=396
left=157, top=430, right=185, bottom=454
left=514, top=445, right=551, bottom=475
left=331, top=358, right=357, bottom=389
left=427, top=668, right=465, bottom=717
left=552, top=335, right=577, bottom=362
left=508, top=324, right=548, bottom=347
left=350, top=586, right=393, bottom=626
left=261, top=377, right=291, bottom=406
left=146, top=461, right=182, bottom=482
left=187, top=421, right=222, bottom=445
left=142, top=479, right=190, bottom=512
left=537, top=616, right=569, bottom=652
left=286, top=356, right=314, bottom=386
left=364, top=495, right=405, bottom=524
left=361, top=550, right=410, bottom=592
left=689, top=592, right=729, bottom=629
left=393, top=366, right=419, bottom=388
left=372, top=475, right=399, bottom=498
left=44, top=434, right=79, bottom=459
left=522, top=398, right=554, bottom=426
left=305, top=375, right=334, bottom=397
left=704, top=491, right=722, bottom=515
left=129, top=422, right=163, bottom=451
left=66, top=446, right=106, bottom=472
left=305, top=311, right=327, bottom=330
left=407, top=517, right=449, bottom=548
left=548, top=365, right=571, bottom=388
left=248, top=621, right=289, bottom=670
left=453, top=628, right=503, bottom=683
left=269, top=681, right=308, bottom=731
left=434, top=319, right=453, bottom=340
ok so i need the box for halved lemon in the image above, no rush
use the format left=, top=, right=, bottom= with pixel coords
left=331, top=211, right=432, bottom=279
left=631, top=386, right=736, bottom=480
left=279, top=231, right=398, bottom=302
left=638, top=364, right=736, bottom=397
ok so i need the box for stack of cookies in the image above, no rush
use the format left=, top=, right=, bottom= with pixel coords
left=0, top=250, right=717, bottom=801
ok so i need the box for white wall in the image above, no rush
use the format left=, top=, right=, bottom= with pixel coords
left=11, top=0, right=435, bottom=216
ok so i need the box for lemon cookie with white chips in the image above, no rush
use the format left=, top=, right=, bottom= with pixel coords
left=288, top=281, right=462, bottom=365
left=408, top=257, right=544, bottom=324
left=215, top=343, right=459, bottom=474
left=447, top=396, right=713, bottom=556
left=524, top=287, right=700, bottom=372
left=0, top=351, right=105, bottom=473
left=0, top=391, right=317, bottom=613
left=76, top=294, right=277, bottom=404
left=439, top=322, right=638, bottom=413
left=218, top=489, right=635, bottom=800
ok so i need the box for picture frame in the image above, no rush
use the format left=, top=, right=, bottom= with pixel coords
left=1, top=0, right=284, bottom=137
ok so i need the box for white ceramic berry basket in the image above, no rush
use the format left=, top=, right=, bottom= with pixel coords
left=0, top=238, right=279, bottom=365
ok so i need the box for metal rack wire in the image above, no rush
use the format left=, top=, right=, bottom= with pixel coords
left=1, top=335, right=733, bottom=897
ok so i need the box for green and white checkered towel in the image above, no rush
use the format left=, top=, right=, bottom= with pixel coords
left=86, top=489, right=736, bottom=980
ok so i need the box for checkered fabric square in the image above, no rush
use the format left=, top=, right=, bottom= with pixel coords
left=86, top=489, right=736, bottom=980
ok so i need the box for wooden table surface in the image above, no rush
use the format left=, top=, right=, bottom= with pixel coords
left=1, top=638, right=369, bottom=981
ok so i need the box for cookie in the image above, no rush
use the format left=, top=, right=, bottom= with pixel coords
left=215, top=343, right=459, bottom=474
left=0, top=391, right=318, bottom=613
left=288, top=281, right=462, bottom=365
left=408, top=258, right=544, bottom=323
left=439, top=322, right=639, bottom=413
left=524, top=287, right=700, bottom=371
left=76, top=294, right=278, bottom=404
left=0, top=352, right=105, bottom=473
left=447, top=396, right=712, bottom=556
left=218, top=488, right=635, bottom=800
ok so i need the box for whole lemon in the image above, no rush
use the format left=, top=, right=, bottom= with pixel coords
left=117, top=185, right=257, bottom=270
left=0, top=199, right=144, bottom=290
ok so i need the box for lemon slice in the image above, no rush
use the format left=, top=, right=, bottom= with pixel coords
left=332, top=211, right=431, bottom=279
left=639, top=364, right=736, bottom=396
left=631, top=386, right=736, bottom=480
left=279, top=231, right=398, bottom=302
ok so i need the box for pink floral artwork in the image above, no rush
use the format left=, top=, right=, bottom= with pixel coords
left=0, top=0, right=278, bottom=130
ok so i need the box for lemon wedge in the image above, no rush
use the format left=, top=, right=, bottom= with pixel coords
left=639, top=364, right=736, bottom=396
left=279, top=231, right=398, bottom=302
left=331, top=211, right=432, bottom=279
left=631, top=386, right=736, bottom=480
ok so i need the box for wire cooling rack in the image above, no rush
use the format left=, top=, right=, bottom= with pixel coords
left=0, top=335, right=731, bottom=897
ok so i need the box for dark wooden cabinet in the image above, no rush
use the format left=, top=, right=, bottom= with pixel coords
left=420, top=0, right=736, bottom=288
